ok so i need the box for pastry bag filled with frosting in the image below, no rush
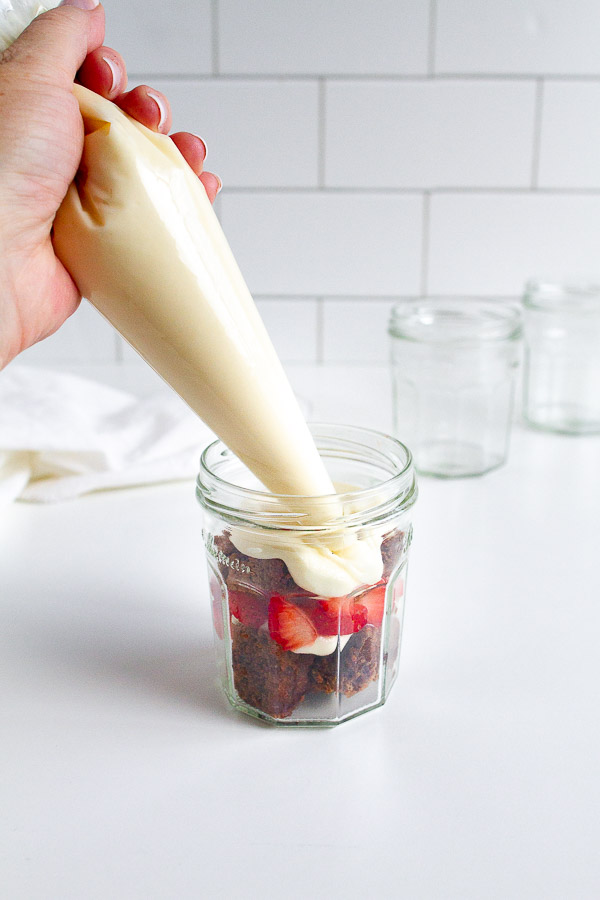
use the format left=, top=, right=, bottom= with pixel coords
left=0, top=0, right=334, bottom=497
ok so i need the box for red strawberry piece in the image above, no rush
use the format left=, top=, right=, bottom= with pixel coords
left=210, top=575, right=225, bottom=639
left=359, top=581, right=387, bottom=626
left=229, top=589, right=269, bottom=630
left=392, top=578, right=404, bottom=612
left=310, top=597, right=368, bottom=636
left=351, top=602, right=368, bottom=631
left=268, top=595, right=317, bottom=651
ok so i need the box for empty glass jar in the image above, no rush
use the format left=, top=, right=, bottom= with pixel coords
left=522, top=281, right=600, bottom=434
left=196, top=424, right=417, bottom=727
left=389, top=299, right=522, bottom=477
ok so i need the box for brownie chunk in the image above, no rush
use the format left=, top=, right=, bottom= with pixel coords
left=380, top=528, right=405, bottom=578
left=212, top=533, right=238, bottom=581
left=217, top=526, right=394, bottom=719
left=310, top=625, right=381, bottom=697
left=213, top=531, right=301, bottom=596
left=231, top=622, right=314, bottom=718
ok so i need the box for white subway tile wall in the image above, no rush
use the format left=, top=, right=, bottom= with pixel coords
left=218, top=0, right=430, bottom=75
left=538, top=82, right=600, bottom=188
left=325, top=80, right=537, bottom=188
left=428, top=194, right=600, bottom=295
left=102, top=0, right=213, bottom=75
left=219, top=192, right=423, bottom=295
left=22, top=0, right=600, bottom=367
left=254, top=300, right=318, bottom=363
left=148, top=80, right=320, bottom=187
left=434, top=0, right=600, bottom=75
left=21, top=302, right=118, bottom=366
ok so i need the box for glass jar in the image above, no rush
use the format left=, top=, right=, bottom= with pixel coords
left=196, top=424, right=417, bottom=727
left=522, top=281, right=600, bottom=434
left=389, top=299, right=522, bottom=478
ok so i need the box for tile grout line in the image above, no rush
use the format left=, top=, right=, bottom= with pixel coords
left=211, top=0, right=220, bottom=76
left=256, top=293, right=521, bottom=300
left=427, top=0, right=437, bottom=76
left=316, top=297, right=324, bottom=364
left=420, top=192, right=430, bottom=296
left=221, top=186, right=600, bottom=195
left=127, top=72, right=600, bottom=83
left=255, top=293, right=521, bottom=301
left=254, top=294, right=318, bottom=301
left=317, top=78, right=326, bottom=188
left=530, top=78, right=544, bottom=189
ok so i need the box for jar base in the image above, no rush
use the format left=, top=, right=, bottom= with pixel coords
left=414, top=440, right=505, bottom=478
left=225, top=679, right=389, bottom=727
left=524, top=404, right=600, bottom=436
left=223, top=618, right=399, bottom=727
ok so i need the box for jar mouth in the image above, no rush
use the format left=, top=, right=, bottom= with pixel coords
left=389, top=298, right=522, bottom=343
left=196, top=423, right=417, bottom=530
left=524, top=280, right=600, bottom=312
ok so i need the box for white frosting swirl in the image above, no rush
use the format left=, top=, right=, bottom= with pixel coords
left=230, top=526, right=384, bottom=598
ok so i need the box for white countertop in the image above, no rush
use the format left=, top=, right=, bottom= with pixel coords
left=2, top=364, right=599, bottom=899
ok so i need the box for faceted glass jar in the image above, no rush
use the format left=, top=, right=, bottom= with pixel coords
left=389, top=299, right=522, bottom=478
left=523, top=281, right=600, bottom=434
left=196, top=424, right=417, bottom=727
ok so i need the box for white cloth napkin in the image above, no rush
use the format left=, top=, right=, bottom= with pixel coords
left=0, top=365, right=213, bottom=503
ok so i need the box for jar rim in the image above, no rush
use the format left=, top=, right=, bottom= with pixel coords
left=388, top=298, right=522, bottom=343
left=196, top=422, right=417, bottom=530
left=523, top=279, right=600, bottom=312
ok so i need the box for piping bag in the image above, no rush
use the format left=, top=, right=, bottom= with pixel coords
left=0, top=0, right=335, bottom=497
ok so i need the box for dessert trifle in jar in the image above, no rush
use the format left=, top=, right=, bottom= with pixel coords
left=197, top=424, right=417, bottom=726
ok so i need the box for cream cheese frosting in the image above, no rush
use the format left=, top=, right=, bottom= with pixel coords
left=2, top=4, right=335, bottom=496
left=50, top=85, right=385, bottom=591
left=228, top=484, right=398, bottom=597
left=52, top=84, right=335, bottom=498
left=1, top=3, right=388, bottom=599
left=290, top=634, right=352, bottom=656
left=239, top=618, right=353, bottom=657
left=230, top=524, right=384, bottom=598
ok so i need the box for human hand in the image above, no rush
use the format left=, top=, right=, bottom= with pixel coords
left=0, top=0, right=221, bottom=370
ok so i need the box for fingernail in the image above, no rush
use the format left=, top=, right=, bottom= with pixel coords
left=146, top=88, right=168, bottom=132
left=60, top=0, right=100, bottom=9
left=215, top=175, right=222, bottom=194
left=192, top=133, right=208, bottom=159
left=102, top=55, right=119, bottom=96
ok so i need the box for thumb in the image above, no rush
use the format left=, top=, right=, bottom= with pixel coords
left=6, top=1, right=105, bottom=88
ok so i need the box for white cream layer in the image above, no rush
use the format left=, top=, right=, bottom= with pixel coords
left=293, top=633, right=353, bottom=656
left=5, top=5, right=334, bottom=500
left=236, top=619, right=354, bottom=657
left=52, top=85, right=335, bottom=499
left=230, top=525, right=384, bottom=598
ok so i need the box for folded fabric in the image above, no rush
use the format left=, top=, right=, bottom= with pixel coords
left=0, top=365, right=213, bottom=503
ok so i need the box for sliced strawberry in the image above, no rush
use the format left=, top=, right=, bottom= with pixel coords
left=310, top=597, right=367, bottom=636
left=359, top=581, right=387, bottom=626
left=392, top=578, right=404, bottom=613
left=229, top=589, right=269, bottom=629
left=310, top=601, right=343, bottom=636
left=351, top=602, right=368, bottom=631
left=268, top=595, right=317, bottom=651
left=209, top=575, right=225, bottom=640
